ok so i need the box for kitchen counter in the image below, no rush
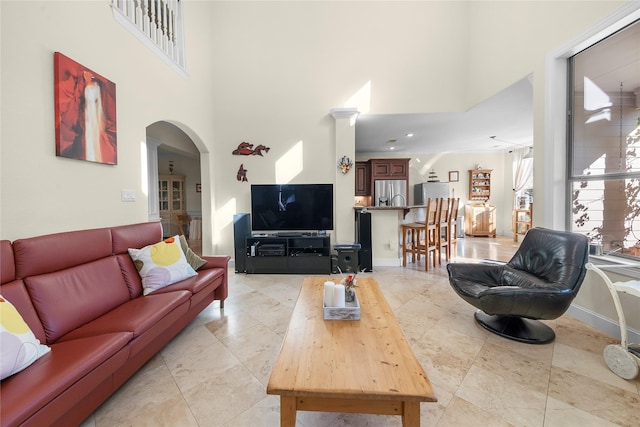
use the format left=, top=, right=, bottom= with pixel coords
left=354, top=205, right=427, bottom=219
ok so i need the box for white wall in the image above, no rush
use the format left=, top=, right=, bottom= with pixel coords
left=0, top=1, right=218, bottom=244
left=206, top=1, right=472, bottom=256
left=206, top=1, right=624, bottom=258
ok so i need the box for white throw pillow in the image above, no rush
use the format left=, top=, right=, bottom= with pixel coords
left=128, top=235, right=197, bottom=295
left=0, top=295, right=51, bottom=380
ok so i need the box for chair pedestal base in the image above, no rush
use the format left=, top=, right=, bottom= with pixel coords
left=474, top=311, right=555, bottom=344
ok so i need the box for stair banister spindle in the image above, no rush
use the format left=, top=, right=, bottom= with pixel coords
left=160, top=0, right=169, bottom=52
left=134, top=0, right=142, bottom=29
left=149, top=0, right=157, bottom=43
left=166, top=0, right=175, bottom=58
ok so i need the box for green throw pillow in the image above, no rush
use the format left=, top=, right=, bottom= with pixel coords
left=179, top=235, right=207, bottom=270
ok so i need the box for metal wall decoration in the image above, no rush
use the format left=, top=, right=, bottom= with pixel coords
left=237, top=164, right=248, bottom=182
left=337, top=155, right=353, bottom=174
left=232, top=142, right=270, bottom=156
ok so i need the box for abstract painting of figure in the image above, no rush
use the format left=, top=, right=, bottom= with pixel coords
left=54, top=52, right=117, bottom=165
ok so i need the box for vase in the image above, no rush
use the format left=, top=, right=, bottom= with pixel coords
left=345, top=288, right=355, bottom=303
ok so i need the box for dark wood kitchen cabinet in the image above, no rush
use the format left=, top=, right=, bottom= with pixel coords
left=355, top=161, right=371, bottom=196
left=370, top=158, right=409, bottom=180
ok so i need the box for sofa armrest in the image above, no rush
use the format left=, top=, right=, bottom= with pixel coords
left=200, top=255, right=231, bottom=270
left=199, top=256, right=230, bottom=308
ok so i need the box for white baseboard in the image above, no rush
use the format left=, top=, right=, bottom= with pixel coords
left=373, top=257, right=402, bottom=267
left=567, top=303, right=640, bottom=343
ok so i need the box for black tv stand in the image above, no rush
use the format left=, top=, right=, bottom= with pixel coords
left=245, top=235, right=330, bottom=274
left=276, top=232, right=303, bottom=237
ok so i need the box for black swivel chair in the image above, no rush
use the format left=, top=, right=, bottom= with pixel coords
left=446, top=228, right=589, bottom=344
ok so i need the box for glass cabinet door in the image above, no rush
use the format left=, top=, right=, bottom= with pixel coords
left=172, top=180, right=184, bottom=211
left=158, top=176, right=185, bottom=212
left=159, top=179, right=169, bottom=211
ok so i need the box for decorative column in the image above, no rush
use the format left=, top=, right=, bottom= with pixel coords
left=330, top=107, right=359, bottom=245
left=146, top=137, right=162, bottom=222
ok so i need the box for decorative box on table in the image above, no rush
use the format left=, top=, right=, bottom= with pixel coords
left=323, top=292, right=360, bottom=320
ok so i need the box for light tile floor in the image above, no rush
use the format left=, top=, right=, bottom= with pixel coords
left=81, top=236, right=640, bottom=426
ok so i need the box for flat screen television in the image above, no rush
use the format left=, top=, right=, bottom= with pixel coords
left=250, top=184, right=334, bottom=232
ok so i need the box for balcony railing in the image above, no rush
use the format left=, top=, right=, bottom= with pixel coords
left=111, top=0, right=186, bottom=77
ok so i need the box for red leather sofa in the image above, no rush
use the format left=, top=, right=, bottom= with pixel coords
left=0, top=222, right=230, bottom=426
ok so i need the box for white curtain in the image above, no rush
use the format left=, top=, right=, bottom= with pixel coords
left=513, top=148, right=534, bottom=208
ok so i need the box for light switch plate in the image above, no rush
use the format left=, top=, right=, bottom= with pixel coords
left=121, top=189, right=136, bottom=202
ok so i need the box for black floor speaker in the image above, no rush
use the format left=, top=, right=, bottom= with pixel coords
left=334, top=248, right=359, bottom=274
left=355, top=210, right=372, bottom=271
left=233, top=213, right=251, bottom=273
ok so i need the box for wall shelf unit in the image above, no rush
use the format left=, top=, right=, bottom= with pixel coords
left=469, top=169, right=492, bottom=202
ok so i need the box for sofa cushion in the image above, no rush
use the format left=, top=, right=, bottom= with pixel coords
left=111, top=221, right=163, bottom=255
left=58, top=291, right=191, bottom=360
left=0, top=295, right=51, bottom=380
left=1, top=240, right=15, bottom=285
left=13, top=228, right=112, bottom=279
left=58, top=290, right=191, bottom=341
left=0, top=332, right=132, bottom=427
left=151, top=267, right=224, bottom=295
left=128, top=236, right=197, bottom=295
left=151, top=268, right=225, bottom=308
left=116, top=253, right=145, bottom=299
left=25, top=257, right=132, bottom=343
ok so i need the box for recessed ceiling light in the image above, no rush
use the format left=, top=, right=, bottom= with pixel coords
left=389, top=147, right=395, bottom=150
left=386, top=139, right=397, bottom=144
left=405, top=133, right=414, bottom=137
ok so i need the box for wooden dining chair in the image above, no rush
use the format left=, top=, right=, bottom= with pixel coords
left=173, top=213, right=191, bottom=237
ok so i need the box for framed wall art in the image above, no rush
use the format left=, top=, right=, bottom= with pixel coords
left=448, top=171, right=459, bottom=182
left=54, top=52, right=117, bottom=165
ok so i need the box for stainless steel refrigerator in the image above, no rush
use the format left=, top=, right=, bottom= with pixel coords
left=414, top=182, right=450, bottom=205
left=374, top=179, right=407, bottom=207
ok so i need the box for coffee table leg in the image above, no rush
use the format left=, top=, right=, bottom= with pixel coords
left=280, top=396, right=297, bottom=427
left=402, top=401, right=420, bottom=427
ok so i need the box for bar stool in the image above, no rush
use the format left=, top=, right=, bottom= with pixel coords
left=437, top=198, right=451, bottom=264
left=417, top=198, right=439, bottom=271
left=448, top=198, right=460, bottom=259
left=401, top=222, right=424, bottom=266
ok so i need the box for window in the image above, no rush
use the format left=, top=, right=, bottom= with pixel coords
left=568, top=19, right=640, bottom=258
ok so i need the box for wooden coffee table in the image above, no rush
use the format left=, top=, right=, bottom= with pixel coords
left=267, top=277, right=436, bottom=426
